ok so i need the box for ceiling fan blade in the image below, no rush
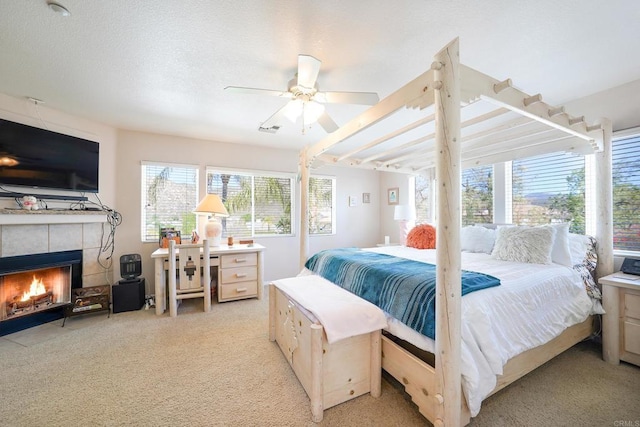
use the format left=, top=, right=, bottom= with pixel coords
left=317, top=111, right=339, bottom=133
left=225, top=86, right=292, bottom=98
left=258, top=102, right=293, bottom=133
left=297, top=55, right=321, bottom=89
left=315, top=91, right=380, bottom=105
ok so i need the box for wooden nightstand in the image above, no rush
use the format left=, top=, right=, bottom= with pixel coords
left=600, top=273, right=640, bottom=367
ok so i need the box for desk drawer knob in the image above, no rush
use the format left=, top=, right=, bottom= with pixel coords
left=235, top=273, right=247, bottom=278
left=235, top=258, right=247, bottom=263
left=236, top=287, right=247, bottom=293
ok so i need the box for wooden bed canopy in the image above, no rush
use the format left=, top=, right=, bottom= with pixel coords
left=297, top=38, right=614, bottom=426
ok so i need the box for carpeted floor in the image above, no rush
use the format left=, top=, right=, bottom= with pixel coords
left=0, top=293, right=638, bottom=427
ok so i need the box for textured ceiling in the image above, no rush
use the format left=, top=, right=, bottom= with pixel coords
left=0, top=0, right=638, bottom=151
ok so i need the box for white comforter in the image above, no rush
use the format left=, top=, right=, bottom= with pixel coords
left=306, top=246, right=593, bottom=417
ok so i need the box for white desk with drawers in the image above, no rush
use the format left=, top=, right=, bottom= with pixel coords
left=151, top=243, right=265, bottom=315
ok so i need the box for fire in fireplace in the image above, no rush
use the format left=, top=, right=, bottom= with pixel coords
left=2, top=267, right=70, bottom=321
left=0, top=250, right=82, bottom=336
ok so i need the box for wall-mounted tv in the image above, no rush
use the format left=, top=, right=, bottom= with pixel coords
left=0, top=118, right=99, bottom=193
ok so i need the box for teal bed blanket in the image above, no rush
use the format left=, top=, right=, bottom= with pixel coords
left=304, top=248, right=501, bottom=339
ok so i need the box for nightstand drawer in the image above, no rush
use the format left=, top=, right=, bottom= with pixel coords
left=220, top=266, right=258, bottom=284
left=219, top=281, right=258, bottom=300
left=625, top=293, right=640, bottom=319
left=623, top=320, right=640, bottom=355
left=221, top=253, right=257, bottom=269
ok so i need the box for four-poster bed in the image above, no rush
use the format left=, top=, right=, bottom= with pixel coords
left=271, top=38, right=614, bottom=426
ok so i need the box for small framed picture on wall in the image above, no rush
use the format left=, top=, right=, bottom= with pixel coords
left=388, top=187, right=399, bottom=205
left=362, top=193, right=370, bottom=204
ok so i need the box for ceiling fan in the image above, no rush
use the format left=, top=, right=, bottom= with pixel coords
left=225, top=54, right=379, bottom=134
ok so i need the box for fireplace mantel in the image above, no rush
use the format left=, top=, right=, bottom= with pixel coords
left=0, top=209, right=107, bottom=225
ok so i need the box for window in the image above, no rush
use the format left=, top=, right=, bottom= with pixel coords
left=511, top=152, right=586, bottom=233
left=206, top=169, right=294, bottom=238
left=415, top=174, right=431, bottom=224
left=612, top=133, right=640, bottom=252
left=462, top=165, right=493, bottom=226
left=309, top=176, right=335, bottom=235
left=141, top=162, right=198, bottom=242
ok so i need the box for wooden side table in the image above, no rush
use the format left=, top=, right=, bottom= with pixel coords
left=599, top=273, right=640, bottom=367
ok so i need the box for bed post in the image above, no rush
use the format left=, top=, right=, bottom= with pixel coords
left=300, top=147, right=311, bottom=271
left=595, top=118, right=614, bottom=279
left=433, top=38, right=462, bottom=427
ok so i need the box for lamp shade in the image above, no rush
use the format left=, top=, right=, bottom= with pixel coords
left=194, top=194, right=229, bottom=247
left=194, top=194, right=229, bottom=217
left=394, top=204, right=416, bottom=221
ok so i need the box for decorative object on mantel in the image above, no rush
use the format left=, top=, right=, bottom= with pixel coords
left=194, top=194, right=229, bottom=247
left=21, top=195, right=39, bottom=210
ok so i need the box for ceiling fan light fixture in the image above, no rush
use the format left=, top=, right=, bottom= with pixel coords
left=283, top=99, right=303, bottom=123
left=303, top=101, right=325, bottom=125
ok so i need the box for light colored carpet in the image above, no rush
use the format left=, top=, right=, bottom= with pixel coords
left=0, top=294, right=638, bottom=427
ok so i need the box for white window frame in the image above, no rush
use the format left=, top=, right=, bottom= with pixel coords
left=205, top=167, right=296, bottom=238
left=141, top=161, right=199, bottom=243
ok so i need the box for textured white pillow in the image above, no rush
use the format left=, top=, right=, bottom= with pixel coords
left=461, top=225, right=496, bottom=254
left=491, top=225, right=557, bottom=264
left=549, top=223, right=572, bottom=267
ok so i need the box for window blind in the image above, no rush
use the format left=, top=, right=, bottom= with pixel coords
left=207, top=170, right=293, bottom=238
left=309, top=176, right=335, bottom=235
left=512, top=152, right=585, bottom=233
left=612, top=134, right=640, bottom=252
left=141, top=163, right=198, bottom=242
left=415, top=174, right=431, bottom=225
left=462, top=165, right=493, bottom=226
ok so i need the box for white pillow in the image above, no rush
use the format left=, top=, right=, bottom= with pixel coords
left=461, top=225, right=496, bottom=254
left=549, top=223, right=572, bottom=267
left=491, top=225, right=556, bottom=264
left=568, top=233, right=591, bottom=266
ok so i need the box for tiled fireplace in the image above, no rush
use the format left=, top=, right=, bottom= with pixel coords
left=0, top=211, right=113, bottom=335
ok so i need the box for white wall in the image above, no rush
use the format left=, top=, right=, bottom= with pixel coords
left=115, top=130, right=381, bottom=289
left=564, top=78, right=640, bottom=132
left=379, top=172, right=413, bottom=244
left=0, top=93, right=118, bottom=209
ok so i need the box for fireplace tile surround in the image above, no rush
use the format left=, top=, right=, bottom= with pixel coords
left=0, top=211, right=113, bottom=333
left=0, top=220, right=112, bottom=286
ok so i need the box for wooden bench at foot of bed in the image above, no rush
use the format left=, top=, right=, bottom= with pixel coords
left=268, top=284, right=381, bottom=423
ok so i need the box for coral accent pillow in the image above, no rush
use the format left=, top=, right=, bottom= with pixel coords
left=406, top=224, right=436, bottom=249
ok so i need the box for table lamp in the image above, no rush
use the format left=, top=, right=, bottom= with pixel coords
left=394, top=204, right=416, bottom=246
left=194, top=194, right=229, bottom=247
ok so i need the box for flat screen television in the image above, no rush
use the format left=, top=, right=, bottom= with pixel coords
left=0, top=117, right=99, bottom=193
